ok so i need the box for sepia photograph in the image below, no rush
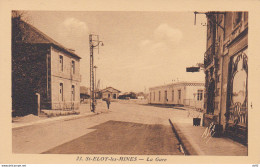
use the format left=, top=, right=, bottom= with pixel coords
left=1, top=0, right=260, bottom=165
left=11, top=10, right=248, bottom=156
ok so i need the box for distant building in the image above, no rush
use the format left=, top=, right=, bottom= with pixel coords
left=137, top=92, right=145, bottom=100
left=12, top=18, right=81, bottom=116
left=80, top=86, right=90, bottom=102
left=100, top=87, right=121, bottom=99
left=149, top=82, right=205, bottom=109
left=118, top=92, right=137, bottom=99
left=202, top=12, right=248, bottom=144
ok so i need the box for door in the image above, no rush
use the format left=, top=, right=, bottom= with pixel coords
left=164, top=90, right=167, bottom=104
left=178, top=90, right=181, bottom=104
left=207, top=79, right=215, bottom=114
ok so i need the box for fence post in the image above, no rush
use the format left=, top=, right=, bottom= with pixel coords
left=35, top=93, right=40, bottom=116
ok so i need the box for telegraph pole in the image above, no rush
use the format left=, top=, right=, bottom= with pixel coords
left=89, top=34, right=103, bottom=113
left=94, top=65, right=98, bottom=100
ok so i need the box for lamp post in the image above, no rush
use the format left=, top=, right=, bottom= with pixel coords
left=89, top=34, right=103, bottom=113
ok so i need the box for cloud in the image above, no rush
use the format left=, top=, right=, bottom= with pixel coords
left=59, top=17, right=89, bottom=42
left=135, top=24, right=186, bottom=85
left=139, top=24, right=182, bottom=51
left=154, top=23, right=183, bottom=43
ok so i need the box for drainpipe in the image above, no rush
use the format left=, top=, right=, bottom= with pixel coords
left=46, top=49, right=50, bottom=109
left=219, top=13, right=226, bottom=126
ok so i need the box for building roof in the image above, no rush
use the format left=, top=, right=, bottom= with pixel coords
left=15, top=19, right=81, bottom=59
left=80, top=86, right=89, bottom=95
left=100, top=87, right=121, bottom=93
left=149, top=81, right=205, bottom=90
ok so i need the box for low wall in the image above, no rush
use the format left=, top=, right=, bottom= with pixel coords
left=41, top=109, right=80, bottom=117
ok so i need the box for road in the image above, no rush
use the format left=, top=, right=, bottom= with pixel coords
left=13, top=101, right=190, bottom=155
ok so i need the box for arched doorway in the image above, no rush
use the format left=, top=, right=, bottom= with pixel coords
left=227, top=52, right=248, bottom=126
left=226, top=50, right=248, bottom=144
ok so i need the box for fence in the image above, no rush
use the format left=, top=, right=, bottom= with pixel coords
left=183, top=99, right=204, bottom=110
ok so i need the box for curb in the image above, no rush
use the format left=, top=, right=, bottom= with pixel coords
left=169, top=119, right=198, bottom=155
left=12, top=112, right=98, bottom=129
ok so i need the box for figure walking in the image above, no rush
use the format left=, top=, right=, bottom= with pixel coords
left=106, top=98, right=111, bottom=109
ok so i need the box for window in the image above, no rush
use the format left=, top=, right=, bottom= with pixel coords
left=233, top=12, right=242, bottom=28
left=59, top=55, right=63, bottom=72
left=172, top=90, right=174, bottom=101
left=207, top=22, right=212, bottom=40
left=178, top=90, right=181, bottom=100
left=197, top=90, right=203, bottom=101
left=216, top=88, right=220, bottom=96
left=244, top=12, right=248, bottom=23
left=159, top=91, right=161, bottom=101
left=165, top=90, right=167, bottom=101
left=59, top=83, right=63, bottom=101
left=71, top=85, right=75, bottom=101
left=214, top=102, right=219, bottom=110
left=72, top=60, right=75, bottom=74
left=217, top=74, right=221, bottom=83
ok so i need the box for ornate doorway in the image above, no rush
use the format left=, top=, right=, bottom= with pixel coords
left=226, top=49, right=248, bottom=144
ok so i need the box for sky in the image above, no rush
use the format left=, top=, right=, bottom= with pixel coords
left=25, top=11, right=207, bottom=93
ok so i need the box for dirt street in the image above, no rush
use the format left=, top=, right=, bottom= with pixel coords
left=13, top=101, right=188, bottom=155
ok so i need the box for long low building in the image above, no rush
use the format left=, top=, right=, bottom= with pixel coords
left=149, top=81, right=205, bottom=109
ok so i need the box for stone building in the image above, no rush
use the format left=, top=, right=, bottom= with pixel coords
left=12, top=18, right=81, bottom=116
left=100, top=87, right=121, bottom=99
left=202, top=12, right=248, bottom=144
left=149, top=82, right=205, bottom=110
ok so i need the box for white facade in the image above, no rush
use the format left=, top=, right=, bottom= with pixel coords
left=50, top=46, right=81, bottom=110
left=149, top=82, right=205, bottom=110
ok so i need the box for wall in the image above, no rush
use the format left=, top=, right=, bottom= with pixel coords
left=102, top=92, right=119, bottom=99
left=50, top=46, right=81, bottom=110
left=184, top=85, right=205, bottom=109
left=12, top=43, right=49, bottom=116
left=149, top=82, right=205, bottom=109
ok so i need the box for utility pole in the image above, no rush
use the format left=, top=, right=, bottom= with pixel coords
left=89, top=34, right=103, bottom=113
left=94, top=65, right=98, bottom=100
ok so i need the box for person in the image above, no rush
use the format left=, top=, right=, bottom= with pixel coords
left=91, top=102, right=95, bottom=112
left=106, top=97, right=111, bottom=109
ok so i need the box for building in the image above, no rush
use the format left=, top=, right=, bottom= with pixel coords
left=202, top=12, right=248, bottom=144
left=149, top=82, right=205, bottom=110
left=100, top=87, right=121, bottom=99
left=80, top=86, right=90, bottom=102
left=12, top=18, right=81, bottom=116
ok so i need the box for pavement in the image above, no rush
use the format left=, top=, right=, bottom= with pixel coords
left=12, top=100, right=248, bottom=155
left=12, top=100, right=107, bottom=129
left=169, top=107, right=248, bottom=156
